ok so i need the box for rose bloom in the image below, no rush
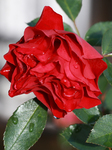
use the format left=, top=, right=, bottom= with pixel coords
left=0, top=6, right=107, bottom=118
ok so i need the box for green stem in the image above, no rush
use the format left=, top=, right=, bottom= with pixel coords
left=73, top=21, right=80, bottom=37
left=103, top=54, right=109, bottom=57
left=103, top=53, right=112, bottom=57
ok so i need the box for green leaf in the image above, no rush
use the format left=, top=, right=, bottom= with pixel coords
left=104, top=87, right=112, bottom=110
left=103, top=58, right=112, bottom=86
left=63, top=22, right=74, bottom=32
left=87, top=114, right=112, bottom=147
left=73, top=107, right=100, bottom=124
left=85, top=22, right=112, bottom=46
left=27, top=18, right=39, bottom=27
left=61, top=124, right=107, bottom=150
left=98, top=74, right=108, bottom=93
left=4, top=98, right=48, bottom=150
left=56, top=0, right=82, bottom=21
left=102, top=28, right=112, bottom=55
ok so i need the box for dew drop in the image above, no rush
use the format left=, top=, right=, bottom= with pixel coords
left=75, top=125, right=81, bottom=133
left=12, top=116, right=18, bottom=124
left=73, top=86, right=75, bottom=88
left=40, top=79, right=44, bottom=84
left=69, top=125, right=75, bottom=131
left=63, top=79, right=67, bottom=82
left=53, top=116, right=59, bottom=119
left=74, top=65, right=78, bottom=69
left=29, top=123, right=34, bottom=132
left=42, top=52, right=45, bottom=54
left=14, top=84, right=17, bottom=90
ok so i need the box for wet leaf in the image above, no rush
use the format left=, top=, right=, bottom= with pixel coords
left=4, top=98, right=48, bottom=150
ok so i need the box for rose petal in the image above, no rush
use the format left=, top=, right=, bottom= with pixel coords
left=57, top=39, right=71, bottom=61
left=75, top=34, right=103, bottom=59
left=35, top=6, right=64, bottom=30
left=31, top=62, right=55, bottom=73
left=77, top=96, right=101, bottom=109
left=34, top=91, right=66, bottom=118
left=0, top=62, right=15, bottom=81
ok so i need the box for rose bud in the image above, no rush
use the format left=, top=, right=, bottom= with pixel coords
left=0, top=6, right=107, bottom=118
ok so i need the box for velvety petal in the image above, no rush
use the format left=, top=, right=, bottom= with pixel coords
left=77, top=96, right=101, bottom=109
left=65, top=33, right=82, bottom=57
left=75, top=34, right=103, bottom=59
left=31, top=62, right=55, bottom=73
left=57, top=39, right=71, bottom=61
left=0, top=62, right=15, bottom=81
left=88, top=58, right=107, bottom=80
left=34, top=91, right=66, bottom=118
left=35, top=6, right=64, bottom=30
left=4, top=49, right=16, bottom=65
left=83, top=59, right=95, bottom=79
left=69, top=57, right=88, bottom=84
left=24, top=27, right=36, bottom=42
left=64, top=61, right=83, bottom=82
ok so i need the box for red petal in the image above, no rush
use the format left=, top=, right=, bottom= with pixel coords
left=24, top=27, right=35, bottom=42
left=0, top=62, right=15, bottom=81
left=31, top=62, right=55, bottom=73
left=88, top=58, right=107, bottom=79
left=57, top=39, right=71, bottom=61
left=77, top=96, right=101, bottom=109
left=75, top=34, right=103, bottom=59
left=34, top=91, right=66, bottom=118
left=35, top=6, right=64, bottom=30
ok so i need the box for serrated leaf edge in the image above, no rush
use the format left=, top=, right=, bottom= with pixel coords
left=86, top=114, right=112, bottom=148
left=73, top=107, right=100, bottom=124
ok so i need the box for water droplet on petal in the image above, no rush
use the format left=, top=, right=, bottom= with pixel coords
left=73, top=86, right=75, bottom=88
left=40, top=79, right=44, bottom=84
left=14, top=84, right=17, bottom=90
left=63, top=79, right=67, bottom=82
left=32, top=47, right=35, bottom=49
left=29, top=123, right=34, bottom=132
left=53, top=116, right=59, bottom=119
left=74, top=65, right=78, bottom=69
left=12, top=117, right=18, bottom=124
left=42, top=52, right=45, bottom=54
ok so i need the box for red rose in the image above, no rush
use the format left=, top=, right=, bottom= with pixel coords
left=0, top=6, right=107, bottom=118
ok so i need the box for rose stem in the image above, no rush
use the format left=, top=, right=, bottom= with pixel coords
left=109, top=148, right=111, bottom=150
left=73, top=21, right=81, bottom=37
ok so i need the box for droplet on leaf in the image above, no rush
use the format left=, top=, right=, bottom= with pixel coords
left=29, top=123, right=34, bottom=132
left=75, top=125, right=81, bottom=133
left=12, top=116, right=18, bottom=124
